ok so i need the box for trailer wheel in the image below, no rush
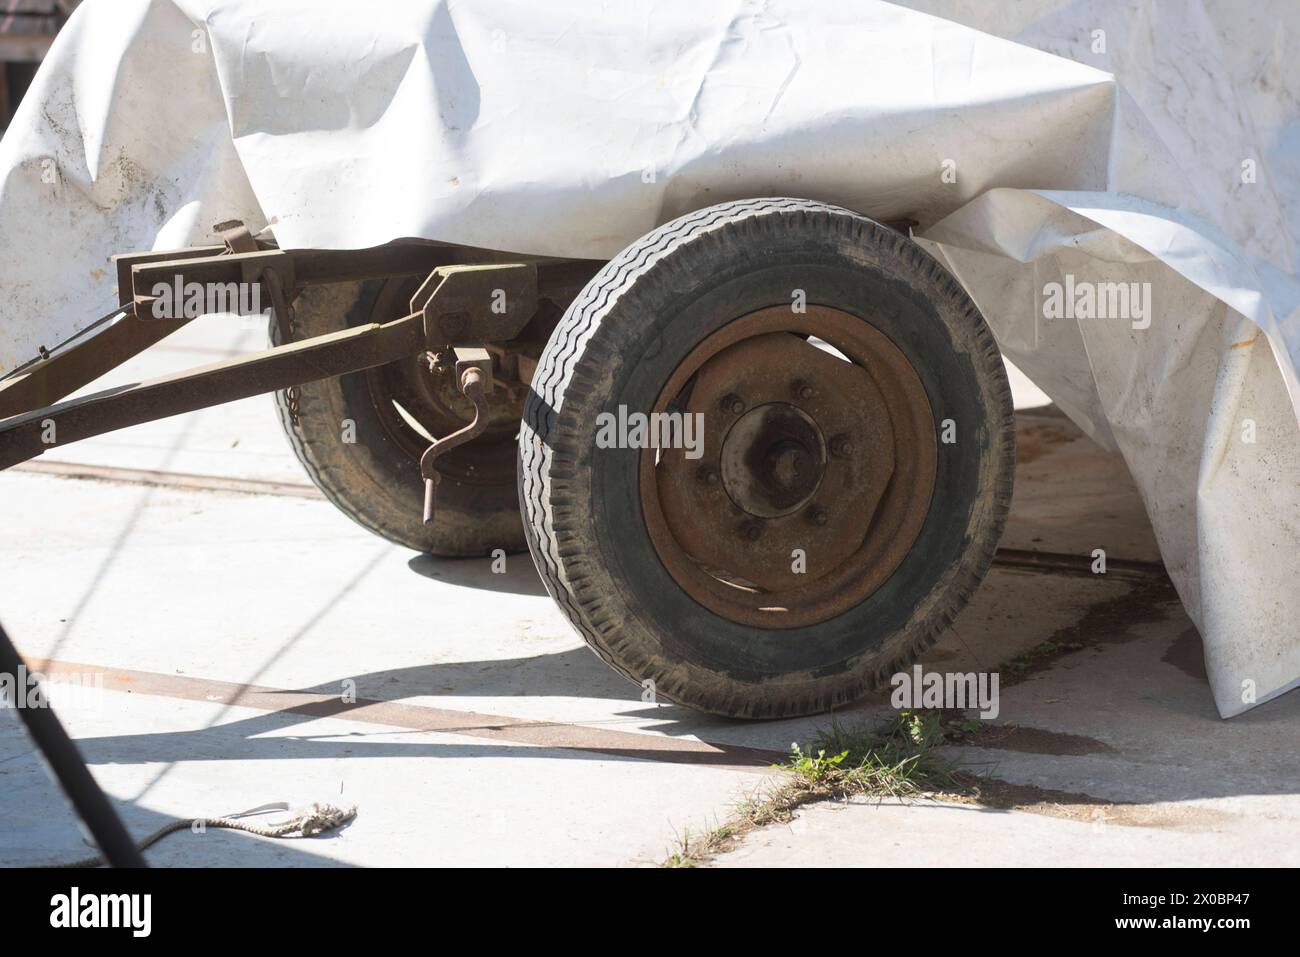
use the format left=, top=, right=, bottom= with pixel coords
left=273, top=279, right=525, bottom=556
left=520, top=198, right=1014, bottom=718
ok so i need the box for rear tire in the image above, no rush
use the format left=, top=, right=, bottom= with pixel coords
left=273, top=280, right=526, bottom=556
left=520, top=198, right=1014, bottom=718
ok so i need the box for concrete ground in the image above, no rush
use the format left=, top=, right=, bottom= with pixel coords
left=1, top=316, right=1296, bottom=867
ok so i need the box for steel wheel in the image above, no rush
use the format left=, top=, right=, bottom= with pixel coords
left=641, top=305, right=936, bottom=629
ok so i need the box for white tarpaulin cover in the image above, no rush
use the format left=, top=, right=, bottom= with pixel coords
left=0, top=0, right=1296, bottom=716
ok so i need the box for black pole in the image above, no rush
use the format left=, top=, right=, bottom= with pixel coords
left=0, top=620, right=146, bottom=867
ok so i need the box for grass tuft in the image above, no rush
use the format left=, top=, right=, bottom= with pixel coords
left=661, top=709, right=965, bottom=867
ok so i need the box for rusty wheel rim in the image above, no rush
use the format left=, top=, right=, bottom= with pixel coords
left=639, top=305, right=937, bottom=629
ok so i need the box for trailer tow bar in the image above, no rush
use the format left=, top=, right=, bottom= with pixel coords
left=0, top=257, right=540, bottom=528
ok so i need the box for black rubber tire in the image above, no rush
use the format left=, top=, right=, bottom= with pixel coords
left=272, top=280, right=525, bottom=556
left=520, top=198, right=1014, bottom=718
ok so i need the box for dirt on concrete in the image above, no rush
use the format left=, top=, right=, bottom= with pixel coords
left=999, top=574, right=1182, bottom=685
left=1014, top=421, right=1079, bottom=465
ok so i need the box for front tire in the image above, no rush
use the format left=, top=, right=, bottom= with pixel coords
left=520, top=198, right=1014, bottom=718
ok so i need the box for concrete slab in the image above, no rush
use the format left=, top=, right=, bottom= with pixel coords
left=712, top=795, right=1289, bottom=868
left=1, top=691, right=766, bottom=867
left=709, top=619, right=1300, bottom=866
left=1, top=326, right=1295, bottom=867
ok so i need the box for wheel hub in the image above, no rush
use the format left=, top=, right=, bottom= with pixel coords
left=640, top=305, right=937, bottom=628
left=721, top=403, right=827, bottom=518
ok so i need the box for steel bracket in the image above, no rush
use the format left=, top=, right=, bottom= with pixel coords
left=412, top=263, right=538, bottom=347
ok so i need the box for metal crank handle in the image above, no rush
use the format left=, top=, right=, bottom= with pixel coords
left=420, top=366, right=489, bottom=525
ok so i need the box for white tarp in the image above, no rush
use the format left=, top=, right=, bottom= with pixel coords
left=0, top=0, right=1296, bottom=716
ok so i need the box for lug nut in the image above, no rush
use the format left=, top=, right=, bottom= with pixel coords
left=740, top=521, right=763, bottom=542
left=697, top=466, right=720, bottom=486
left=720, top=393, right=746, bottom=415
left=793, top=379, right=815, bottom=401
left=830, top=434, right=853, bottom=458
left=808, top=507, right=829, bottom=526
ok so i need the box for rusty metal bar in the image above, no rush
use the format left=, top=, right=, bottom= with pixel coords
left=0, top=308, right=192, bottom=419
left=113, top=245, right=227, bottom=308
left=0, top=313, right=425, bottom=470
left=12, top=459, right=324, bottom=499
left=122, top=242, right=573, bottom=314
left=0, top=248, right=572, bottom=471
left=420, top=352, right=493, bottom=524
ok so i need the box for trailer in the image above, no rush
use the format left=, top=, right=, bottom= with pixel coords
left=0, top=198, right=1014, bottom=718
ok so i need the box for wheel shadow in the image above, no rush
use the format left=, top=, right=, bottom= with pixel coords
left=406, top=552, right=547, bottom=596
